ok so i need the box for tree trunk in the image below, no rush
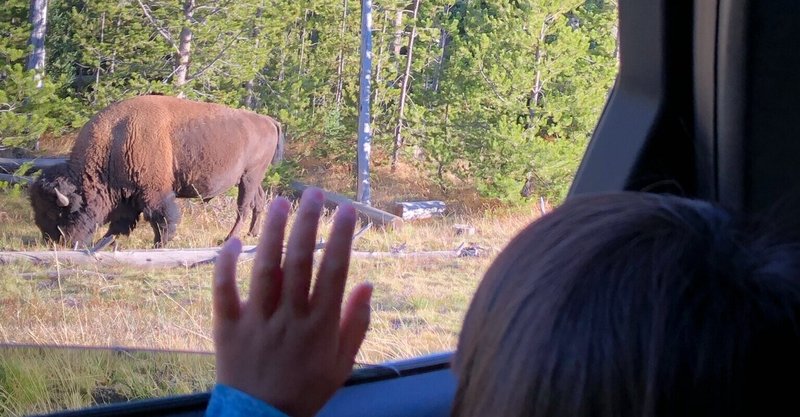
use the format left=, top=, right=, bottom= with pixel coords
left=528, top=15, right=554, bottom=128
left=432, top=5, right=450, bottom=92
left=391, top=7, right=404, bottom=58
left=26, top=0, right=48, bottom=151
left=0, top=157, right=65, bottom=173
left=521, top=15, right=556, bottom=198
left=110, top=15, right=121, bottom=75
left=392, top=201, right=446, bottom=220
left=244, top=80, right=256, bottom=109
left=291, top=181, right=402, bottom=229
left=435, top=103, right=450, bottom=184
left=299, top=10, right=308, bottom=75
left=335, top=0, right=349, bottom=110
left=0, top=244, right=481, bottom=268
left=372, top=9, right=388, bottom=111
left=370, top=9, right=389, bottom=132
left=278, top=31, right=287, bottom=82
left=391, top=0, right=421, bottom=171
left=93, top=12, right=106, bottom=105
left=356, top=0, right=373, bottom=205
left=174, top=0, right=195, bottom=95
left=0, top=173, right=31, bottom=185
left=26, top=0, right=48, bottom=89
left=245, top=5, right=265, bottom=110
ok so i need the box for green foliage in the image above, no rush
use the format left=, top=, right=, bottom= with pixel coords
left=263, top=160, right=303, bottom=193
left=0, top=0, right=618, bottom=202
left=0, top=161, right=34, bottom=195
left=315, top=107, right=353, bottom=161
left=0, top=180, right=25, bottom=197
left=405, top=0, right=617, bottom=201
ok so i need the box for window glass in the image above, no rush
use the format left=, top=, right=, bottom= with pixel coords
left=0, top=0, right=618, bottom=413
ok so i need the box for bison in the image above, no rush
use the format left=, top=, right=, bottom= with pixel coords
left=29, top=95, right=285, bottom=249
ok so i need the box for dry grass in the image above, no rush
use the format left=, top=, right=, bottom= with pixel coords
left=0, top=191, right=536, bottom=357
left=0, top=191, right=536, bottom=415
left=0, top=136, right=544, bottom=415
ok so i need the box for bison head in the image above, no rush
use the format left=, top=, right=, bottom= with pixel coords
left=29, top=163, right=87, bottom=245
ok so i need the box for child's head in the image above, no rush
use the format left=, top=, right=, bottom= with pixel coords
left=453, top=192, right=800, bottom=417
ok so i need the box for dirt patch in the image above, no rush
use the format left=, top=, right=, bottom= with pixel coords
left=91, top=386, right=130, bottom=405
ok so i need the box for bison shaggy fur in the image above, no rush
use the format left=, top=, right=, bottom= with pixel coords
left=29, top=95, right=285, bottom=248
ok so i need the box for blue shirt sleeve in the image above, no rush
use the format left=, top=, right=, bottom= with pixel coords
left=205, top=384, right=291, bottom=417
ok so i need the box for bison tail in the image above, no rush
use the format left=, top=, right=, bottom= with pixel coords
left=272, top=120, right=285, bottom=165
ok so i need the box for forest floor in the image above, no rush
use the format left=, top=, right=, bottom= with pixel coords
left=0, top=135, right=544, bottom=415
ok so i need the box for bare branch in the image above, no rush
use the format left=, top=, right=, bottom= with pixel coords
left=186, top=28, right=247, bottom=82
left=161, top=65, right=183, bottom=84
left=136, top=0, right=179, bottom=53
left=0, top=103, right=18, bottom=112
left=478, top=64, right=508, bottom=104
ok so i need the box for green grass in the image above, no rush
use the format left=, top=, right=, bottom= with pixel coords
left=0, top=190, right=538, bottom=415
left=0, top=346, right=214, bottom=416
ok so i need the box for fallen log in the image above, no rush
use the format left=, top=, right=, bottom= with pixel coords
left=0, top=173, right=32, bottom=185
left=3, top=164, right=405, bottom=229
left=0, top=157, right=65, bottom=174
left=352, top=243, right=485, bottom=259
left=392, top=200, right=446, bottom=220
left=453, top=224, right=476, bottom=236
left=290, top=181, right=403, bottom=230
left=0, top=246, right=252, bottom=268
left=20, top=269, right=118, bottom=280
left=0, top=243, right=484, bottom=268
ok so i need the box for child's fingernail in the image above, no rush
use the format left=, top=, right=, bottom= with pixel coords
left=224, top=237, right=242, bottom=254
left=362, top=282, right=374, bottom=303
left=303, top=187, right=325, bottom=207
left=272, top=197, right=291, bottom=213
left=337, top=204, right=356, bottom=220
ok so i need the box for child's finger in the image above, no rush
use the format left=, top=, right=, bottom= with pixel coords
left=337, top=282, right=373, bottom=374
left=282, top=188, right=325, bottom=314
left=311, top=204, right=357, bottom=320
left=213, top=237, right=243, bottom=327
left=249, top=197, right=291, bottom=318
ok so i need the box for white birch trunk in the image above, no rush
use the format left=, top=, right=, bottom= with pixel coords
left=356, top=0, right=373, bottom=205
left=26, top=0, right=48, bottom=89
left=174, top=0, right=195, bottom=94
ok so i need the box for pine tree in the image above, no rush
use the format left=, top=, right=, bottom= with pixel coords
left=1, top=0, right=618, bottom=201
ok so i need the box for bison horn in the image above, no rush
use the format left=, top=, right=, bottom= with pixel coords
left=54, top=187, right=70, bottom=207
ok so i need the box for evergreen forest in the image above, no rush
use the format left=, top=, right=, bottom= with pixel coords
left=1, top=0, right=618, bottom=201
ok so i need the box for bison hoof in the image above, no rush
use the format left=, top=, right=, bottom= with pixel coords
left=91, top=235, right=116, bottom=253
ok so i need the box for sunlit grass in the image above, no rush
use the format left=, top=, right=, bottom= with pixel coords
left=0, top=346, right=214, bottom=416
left=0, top=170, right=540, bottom=415
left=0, top=190, right=535, bottom=355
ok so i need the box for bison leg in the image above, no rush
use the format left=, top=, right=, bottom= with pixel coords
left=247, top=186, right=267, bottom=237
left=144, top=193, right=181, bottom=248
left=226, top=176, right=259, bottom=241
left=91, top=209, right=140, bottom=252
left=91, top=235, right=115, bottom=252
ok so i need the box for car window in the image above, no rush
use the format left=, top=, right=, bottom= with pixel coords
left=0, top=0, right=618, bottom=414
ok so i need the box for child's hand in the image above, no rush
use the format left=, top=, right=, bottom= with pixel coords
left=212, top=188, right=373, bottom=417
